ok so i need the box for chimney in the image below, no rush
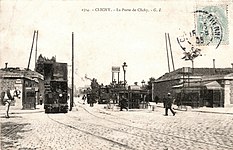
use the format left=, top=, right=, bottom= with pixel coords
left=213, top=59, right=215, bottom=68
left=5, top=62, right=8, bottom=69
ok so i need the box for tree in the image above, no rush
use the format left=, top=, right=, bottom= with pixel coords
left=146, top=77, right=156, bottom=90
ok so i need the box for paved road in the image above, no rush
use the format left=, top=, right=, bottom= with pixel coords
left=1, top=101, right=233, bottom=150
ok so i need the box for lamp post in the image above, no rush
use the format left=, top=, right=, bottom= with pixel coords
left=122, top=62, right=128, bottom=109
left=112, top=79, right=116, bottom=104
left=141, top=80, right=146, bottom=108
left=122, top=62, right=127, bottom=88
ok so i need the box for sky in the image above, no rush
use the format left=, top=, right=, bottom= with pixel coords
left=0, top=0, right=233, bottom=87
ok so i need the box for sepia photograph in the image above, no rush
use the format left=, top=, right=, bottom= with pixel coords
left=0, top=0, right=233, bottom=149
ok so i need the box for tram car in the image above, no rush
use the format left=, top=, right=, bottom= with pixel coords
left=43, top=62, right=68, bottom=113
left=98, top=87, right=111, bottom=104
left=117, top=86, right=149, bottom=109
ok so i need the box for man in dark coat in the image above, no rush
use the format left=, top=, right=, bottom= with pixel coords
left=165, top=93, right=176, bottom=116
left=89, top=93, right=96, bottom=107
left=119, top=95, right=128, bottom=111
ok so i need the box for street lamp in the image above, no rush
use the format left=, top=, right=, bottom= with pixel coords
left=122, top=62, right=127, bottom=88
left=112, top=79, right=117, bottom=104
left=122, top=62, right=128, bottom=109
left=141, top=80, right=146, bottom=108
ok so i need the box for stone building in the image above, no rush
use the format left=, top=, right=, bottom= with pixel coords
left=152, top=67, right=233, bottom=108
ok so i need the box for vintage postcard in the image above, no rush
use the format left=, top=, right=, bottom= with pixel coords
left=1, top=0, right=233, bottom=150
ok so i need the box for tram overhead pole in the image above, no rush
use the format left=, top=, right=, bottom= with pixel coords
left=70, top=32, right=74, bottom=111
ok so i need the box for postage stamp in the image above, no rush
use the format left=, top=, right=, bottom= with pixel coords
left=194, top=5, right=229, bottom=48
left=176, top=4, right=229, bottom=61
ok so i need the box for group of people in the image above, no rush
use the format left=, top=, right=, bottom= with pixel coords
left=82, top=94, right=96, bottom=107
left=80, top=92, right=176, bottom=116
left=119, top=92, right=176, bottom=115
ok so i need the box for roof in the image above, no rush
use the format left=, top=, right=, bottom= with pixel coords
left=156, top=68, right=233, bottom=82
left=129, top=85, right=141, bottom=90
left=0, top=68, right=43, bottom=80
left=172, top=81, right=223, bottom=90
left=205, top=81, right=222, bottom=90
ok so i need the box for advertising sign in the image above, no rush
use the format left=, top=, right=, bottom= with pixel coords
left=112, top=66, right=120, bottom=73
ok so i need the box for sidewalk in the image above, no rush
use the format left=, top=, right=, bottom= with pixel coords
left=191, top=107, right=233, bottom=115
left=90, top=101, right=233, bottom=115
left=155, top=103, right=233, bottom=115
left=0, top=104, right=44, bottom=115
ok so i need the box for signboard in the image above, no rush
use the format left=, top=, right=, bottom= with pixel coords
left=15, top=79, right=22, bottom=84
left=112, top=66, right=120, bottom=73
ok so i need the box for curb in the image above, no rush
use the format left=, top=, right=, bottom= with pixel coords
left=0, top=110, right=44, bottom=115
left=191, top=110, right=233, bottom=115
left=159, top=105, right=233, bottom=115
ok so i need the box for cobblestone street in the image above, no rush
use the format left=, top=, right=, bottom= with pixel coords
left=1, top=99, right=233, bottom=150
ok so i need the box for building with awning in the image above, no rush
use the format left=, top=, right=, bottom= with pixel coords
left=204, top=81, right=222, bottom=90
left=152, top=67, right=233, bottom=108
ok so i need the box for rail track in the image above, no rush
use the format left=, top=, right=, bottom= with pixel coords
left=47, top=113, right=135, bottom=149
left=45, top=101, right=233, bottom=149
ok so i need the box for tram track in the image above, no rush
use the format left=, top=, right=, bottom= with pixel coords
left=2, top=123, right=23, bottom=137
left=76, top=103, right=233, bottom=150
left=47, top=113, right=135, bottom=150
left=1, top=117, right=30, bottom=138
left=48, top=102, right=175, bottom=149
left=64, top=113, right=173, bottom=147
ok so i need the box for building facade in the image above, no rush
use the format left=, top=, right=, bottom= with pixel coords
left=152, top=68, right=233, bottom=108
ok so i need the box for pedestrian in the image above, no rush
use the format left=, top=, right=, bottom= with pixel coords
left=164, top=93, right=176, bottom=116
left=82, top=95, right=86, bottom=104
left=89, top=93, right=95, bottom=107
left=154, top=95, right=159, bottom=104
left=119, top=95, right=128, bottom=111
left=39, top=94, right=43, bottom=105
left=1, top=88, right=15, bottom=118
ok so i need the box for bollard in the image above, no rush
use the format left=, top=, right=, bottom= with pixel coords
left=152, top=105, right=155, bottom=111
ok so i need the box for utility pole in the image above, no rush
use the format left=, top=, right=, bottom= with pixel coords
left=70, top=32, right=74, bottom=111
left=165, top=33, right=175, bottom=73
left=165, top=33, right=170, bottom=73
left=167, top=33, right=175, bottom=71
left=35, top=30, right=38, bottom=71
left=27, top=30, right=36, bottom=70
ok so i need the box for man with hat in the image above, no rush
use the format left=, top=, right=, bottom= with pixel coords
left=164, top=92, right=176, bottom=116
left=119, top=95, right=128, bottom=111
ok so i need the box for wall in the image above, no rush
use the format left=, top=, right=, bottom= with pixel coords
left=152, top=79, right=180, bottom=102
left=224, top=80, right=233, bottom=107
